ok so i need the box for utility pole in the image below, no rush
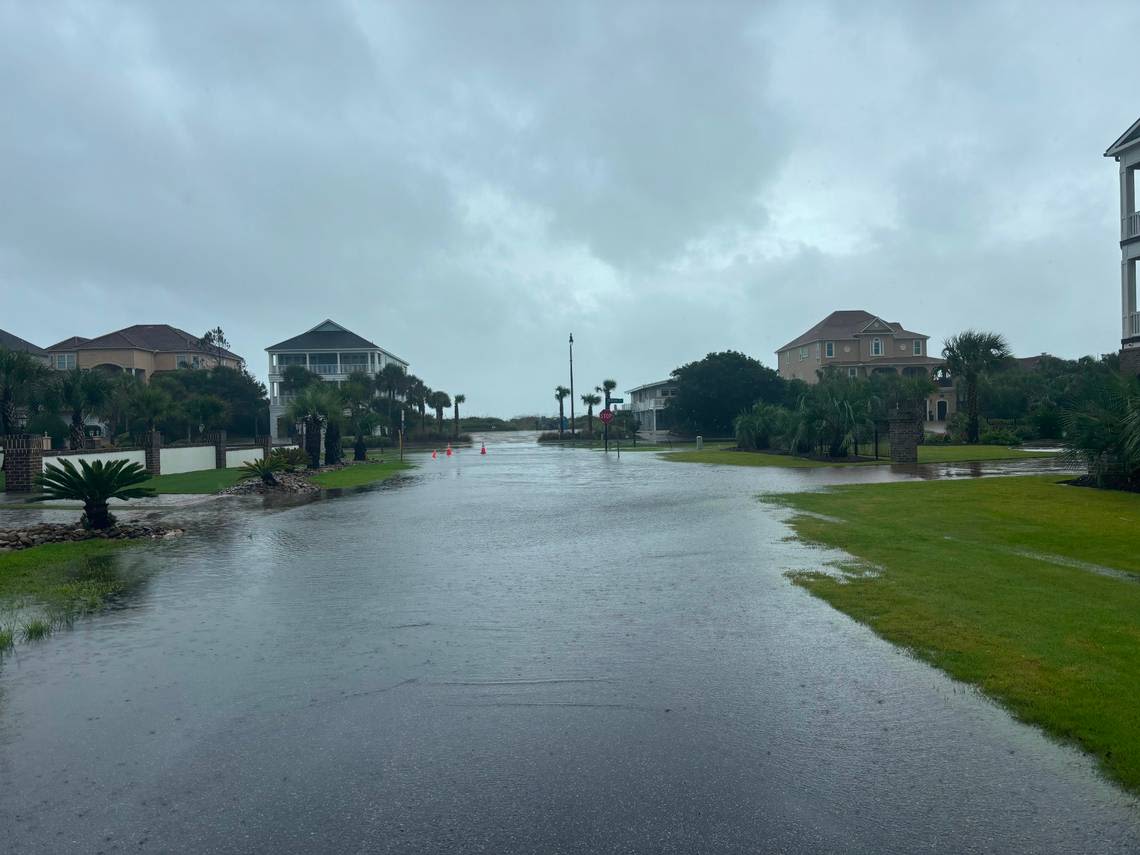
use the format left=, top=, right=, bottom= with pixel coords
left=569, top=333, right=576, bottom=438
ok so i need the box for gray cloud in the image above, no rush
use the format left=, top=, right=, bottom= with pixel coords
left=2, top=0, right=1137, bottom=414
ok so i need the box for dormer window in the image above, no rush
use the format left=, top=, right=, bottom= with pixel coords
left=913, top=340, right=922, bottom=355
left=872, top=337, right=883, bottom=356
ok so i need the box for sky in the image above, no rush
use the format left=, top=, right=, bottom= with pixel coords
left=2, top=1, right=1138, bottom=416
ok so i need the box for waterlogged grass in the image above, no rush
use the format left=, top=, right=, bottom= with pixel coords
left=0, top=626, right=13, bottom=652
left=771, top=474, right=1140, bottom=793
left=20, top=618, right=52, bottom=642
left=663, top=444, right=1053, bottom=469
left=141, top=467, right=246, bottom=494
left=309, top=460, right=414, bottom=489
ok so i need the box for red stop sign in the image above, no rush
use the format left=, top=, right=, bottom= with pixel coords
left=599, top=408, right=614, bottom=424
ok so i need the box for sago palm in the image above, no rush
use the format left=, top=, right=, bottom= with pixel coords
left=34, top=458, right=154, bottom=530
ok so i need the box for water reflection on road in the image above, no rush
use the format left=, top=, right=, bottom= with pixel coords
left=0, top=434, right=1136, bottom=854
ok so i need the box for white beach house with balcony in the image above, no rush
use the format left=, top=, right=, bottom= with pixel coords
left=626, top=379, right=678, bottom=438
left=1105, top=117, right=1140, bottom=375
left=266, top=319, right=408, bottom=440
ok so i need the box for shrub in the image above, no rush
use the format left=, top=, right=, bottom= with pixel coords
left=270, top=447, right=309, bottom=470
left=33, top=458, right=154, bottom=529
left=240, top=457, right=283, bottom=485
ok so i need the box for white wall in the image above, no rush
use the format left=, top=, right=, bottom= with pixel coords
left=41, top=449, right=146, bottom=473
left=160, top=445, right=216, bottom=475
left=225, top=447, right=264, bottom=468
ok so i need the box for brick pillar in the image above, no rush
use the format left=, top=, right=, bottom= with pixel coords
left=144, top=431, right=162, bottom=476
left=260, top=434, right=272, bottom=461
left=1, top=434, right=44, bottom=493
left=209, top=430, right=227, bottom=469
left=888, top=408, right=920, bottom=464
left=1121, top=346, right=1140, bottom=378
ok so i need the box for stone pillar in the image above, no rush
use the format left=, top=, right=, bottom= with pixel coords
left=1, top=434, right=44, bottom=493
left=888, top=409, right=920, bottom=464
left=1121, top=346, right=1140, bottom=378
left=209, top=430, right=227, bottom=469
left=144, top=431, right=162, bottom=476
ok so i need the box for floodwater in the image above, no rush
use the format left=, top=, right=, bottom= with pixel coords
left=0, top=435, right=1137, bottom=853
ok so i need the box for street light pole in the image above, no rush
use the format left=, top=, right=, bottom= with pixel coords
left=569, top=333, right=576, bottom=438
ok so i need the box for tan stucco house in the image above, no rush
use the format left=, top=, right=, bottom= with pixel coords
left=45, top=325, right=242, bottom=380
left=776, top=310, right=957, bottom=426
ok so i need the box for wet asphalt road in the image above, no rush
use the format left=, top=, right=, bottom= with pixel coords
left=0, top=436, right=1137, bottom=853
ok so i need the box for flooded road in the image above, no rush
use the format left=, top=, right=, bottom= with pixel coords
left=1, top=436, right=1137, bottom=853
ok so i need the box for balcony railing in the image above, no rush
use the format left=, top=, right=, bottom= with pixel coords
left=308, top=363, right=371, bottom=376
left=1125, top=312, right=1140, bottom=339
left=1123, top=212, right=1140, bottom=241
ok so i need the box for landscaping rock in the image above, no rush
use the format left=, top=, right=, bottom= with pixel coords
left=217, top=471, right=319, bottom=496
left=0, top=522, right=184, bottom=553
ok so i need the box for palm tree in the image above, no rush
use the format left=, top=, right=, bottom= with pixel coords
left=596, top=379, right=617, bottom=405
left=452, top=394, right=465, bottom=438
left=429, top=391, right=452, bottom=433
left=34, top=458, right=154, bottom=530
left=0, top=347, right=49, bottom=436
left=378, top=363, right=407, bottom=432
left=128, top=385, right=173, bottom=434
left=942, top=330, right=1011, bottom=443
left=288, top=385, right=333, bottom=467
left=54, top=368, right=110, bottom=450
left=554, top=385, right=570, bottom=437
left=580, top=393, right=601, bottom=436
left=342, top=371, right=377, bottom=460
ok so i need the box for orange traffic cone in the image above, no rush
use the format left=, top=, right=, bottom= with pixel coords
left=431, top=449, right=438, bottom=459
left=480, top=442, right=487, bottom=455
left=446, top=444, right=453, bottom=457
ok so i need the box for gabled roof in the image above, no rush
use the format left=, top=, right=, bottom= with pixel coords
left=0, top=329, right=47, bottom=356
left=1105, top=116, right=1140, bottom=158
left=778, top=310, right=930, bottom=352
left=47, top=336, right=90, bottom=351
left=266, top=319, right=407, bottom=364
left=49, top=325, right=241, bottom=361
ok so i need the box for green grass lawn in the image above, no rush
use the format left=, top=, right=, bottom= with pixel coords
left=308, top=460, right=414, bottom=489
left=771, top=474, right=1140, bottom=793
left=661, top=444, right=1053, bottom=468
left=665, top=448, right=830, bottom=467
left=141, top=468, right=247, bottom=494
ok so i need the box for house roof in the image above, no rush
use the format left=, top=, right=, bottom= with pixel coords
left=626, top=379, right=676, bottom=394
left=0, top=329, right=47, bottom=356
left=49, top=325, right=242, bottom=361
left=46, top=336, right=90, bottom=351
left=778, top=310, right=929, bottom=352
left=265, top=319, right=407, bottom=364
left=1105, top=116, right=1140, bottom=158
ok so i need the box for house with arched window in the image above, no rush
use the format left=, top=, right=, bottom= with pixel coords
left=775, top=310, right=957, bottom=427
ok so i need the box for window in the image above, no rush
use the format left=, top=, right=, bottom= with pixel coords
left=872, top=337, right=883, bottom=356
left=53, top=353, right=76, bottom=370
left=799, top=347, right=808, bottom=361
left=848, top=367, right=858, bottom=377
left=913, top=340, right=922, bottom=355
left=825, top=341, right=834, bottom=358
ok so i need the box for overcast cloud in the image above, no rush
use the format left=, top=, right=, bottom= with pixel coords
left=2, top=1, right=1137, bottom=415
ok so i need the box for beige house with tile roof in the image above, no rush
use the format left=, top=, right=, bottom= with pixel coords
left=45, top=325, right=243, bottom=379
left=776, top=310, right=958, bottom=427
